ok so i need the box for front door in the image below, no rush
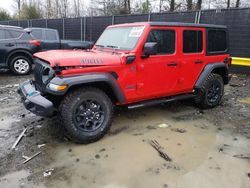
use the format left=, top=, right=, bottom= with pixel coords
left=136, top=28, right=179, bottom=100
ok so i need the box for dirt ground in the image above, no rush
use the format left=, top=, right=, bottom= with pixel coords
left=0, top=70, right=249, bottom=188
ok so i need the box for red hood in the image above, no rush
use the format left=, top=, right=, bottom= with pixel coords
left=34, top=50, right=122, bottom=67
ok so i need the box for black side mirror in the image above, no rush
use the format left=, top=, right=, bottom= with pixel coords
left=84, top=41, right=94, bottom=49
left=142, top=42, right=157, bottom=58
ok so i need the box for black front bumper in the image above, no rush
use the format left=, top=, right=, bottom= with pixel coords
left=17, top=80, right=54, bottom=117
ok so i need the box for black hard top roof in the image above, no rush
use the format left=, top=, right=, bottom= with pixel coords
left=148, top=22, right=227, bottom=29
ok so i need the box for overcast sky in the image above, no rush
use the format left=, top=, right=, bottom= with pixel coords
left=0, top=0, right=91, bottom=15
left=0, top=0, right=14, bottom=14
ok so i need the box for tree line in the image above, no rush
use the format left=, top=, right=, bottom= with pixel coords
left=0, top=0, right=249, bottom=21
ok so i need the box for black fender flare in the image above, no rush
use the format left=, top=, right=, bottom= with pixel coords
left=195, top=63, right=228, bottom=89
left=47, top=73, right=126, bottom=103
left=7, top=49, right=33, bottom=65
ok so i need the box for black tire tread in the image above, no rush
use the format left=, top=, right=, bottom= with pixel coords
left=58, top=87, right=114, bottom=144
left=195, top=73, right=224, bottom=109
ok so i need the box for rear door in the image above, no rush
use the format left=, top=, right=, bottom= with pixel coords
left=0, top=29, right=17, bottom=66
left=178, top=27, right=206, bottom=92
left=136, top=27, right=180, bottom=99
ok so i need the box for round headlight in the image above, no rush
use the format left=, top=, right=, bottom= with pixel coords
left=42, top=67, right=54, bottom=84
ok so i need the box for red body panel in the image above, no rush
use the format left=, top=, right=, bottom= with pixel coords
left=34, top=22, right=230, bottom=105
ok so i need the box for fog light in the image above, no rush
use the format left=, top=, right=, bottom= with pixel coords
left=48, top=83, right=67, bottom=91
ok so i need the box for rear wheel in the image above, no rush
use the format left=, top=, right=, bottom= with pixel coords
left=9, top=56, right=32, bottom=75
left=195, top=73, right=224, bottom=109
left=59, top=87, right=114, bottom=144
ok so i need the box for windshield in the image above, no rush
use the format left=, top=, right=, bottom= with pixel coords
left=95, top=26, right=144, bottom=50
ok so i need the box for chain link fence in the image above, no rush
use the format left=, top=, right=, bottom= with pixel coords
left=0, top=8, right=249, bottom=57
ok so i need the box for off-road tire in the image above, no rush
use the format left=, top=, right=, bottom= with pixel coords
left=9, top=55, right=32, bottom=75
left=195, top=73, right=224, bottom=109
left=58, top=87, right=114, bottom=144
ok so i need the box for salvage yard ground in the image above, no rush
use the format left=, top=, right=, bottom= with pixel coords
left=0, top=71, right=249, bottom=188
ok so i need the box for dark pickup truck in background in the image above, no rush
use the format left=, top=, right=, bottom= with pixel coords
left=0, top=26, right=93, bottom=75
left=27, top=28, right=93, bottom=51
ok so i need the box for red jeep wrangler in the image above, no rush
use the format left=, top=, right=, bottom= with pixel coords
left=18, top=22, right=231, bottom=143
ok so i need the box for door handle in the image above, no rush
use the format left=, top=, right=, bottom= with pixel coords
left=194, top=60, right=203, bottom=64
left=167, top=62, right=178, bottom=67
left=5, top=43, right=14, bottom=47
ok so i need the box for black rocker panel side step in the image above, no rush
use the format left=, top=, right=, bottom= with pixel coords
left=128, top=93, right=195, bottom=109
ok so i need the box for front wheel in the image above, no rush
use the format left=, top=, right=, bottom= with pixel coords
left=195, top=73, right=224, bottom=109
left=59, top=87, right=114, bottom=144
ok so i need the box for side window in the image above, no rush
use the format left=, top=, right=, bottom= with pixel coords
left=0, top=29, right=5, bottom=40
left=5, top=30, right=13, bottom=39
left=183, top=30, right=203, bottom=53
left=31, top=29, right=43, bottom=40
left=8, top=30, right=22, bottom=38
left=207, top=29, right=227, bottom=53
left=45, top=30, right=58, bottom=41
left=146, top=29, right=175, bottom=54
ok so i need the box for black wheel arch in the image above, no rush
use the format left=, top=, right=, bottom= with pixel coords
left=47, top=73, right=126, bottom=104
left=195, top=63, right=229, bottom=90
left=7, top=49, right=33, bottom=66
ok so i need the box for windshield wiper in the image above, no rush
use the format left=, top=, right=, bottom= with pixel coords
left=106, top=45, right=119, bottom=49
left=95, top=44, right=105, bottom=48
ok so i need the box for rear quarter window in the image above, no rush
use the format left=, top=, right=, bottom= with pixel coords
left=20, top=33, right=33, bottom=40
left=207, top=29, right=227, bottom=53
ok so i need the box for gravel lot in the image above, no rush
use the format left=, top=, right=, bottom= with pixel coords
left=0, top=70, right=249, bottom=188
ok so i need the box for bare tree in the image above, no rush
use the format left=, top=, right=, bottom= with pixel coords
left=227, top=0, right=230, bottom=8
left=13, top=0, right=22, bottom=19
left=46, top=0, right=53, bottom=18
left=61, top=0, right=69, bottom=18
left=187, top=0, right=193, bottom=10
left=159, top=0, right=164, bottom=12
left=235, top=0, right=240, bottom=7
left=125, top=0, right=131, bottom=13
left=73, top=0, right=80, bottom=17
left=170, top=0, right=175, bottom=11
left=195, top=0, right=202, bottom=10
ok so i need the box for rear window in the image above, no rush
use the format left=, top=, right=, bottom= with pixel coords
left=45, top=30, right=58, bottom=41
left=183, top=30, right=203, bottom=53
left=207, top=29, right=227, bottom=53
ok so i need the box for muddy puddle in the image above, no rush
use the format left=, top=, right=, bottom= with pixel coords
left=43, top=107, right=250, bottom=188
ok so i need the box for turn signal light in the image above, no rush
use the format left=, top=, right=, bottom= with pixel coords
left=48, top=83, right=68, bottom=91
